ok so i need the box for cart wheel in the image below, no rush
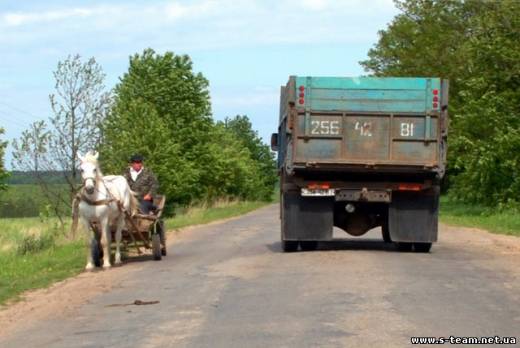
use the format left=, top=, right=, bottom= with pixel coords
left=152, top=233, right=162, bottom=260
left=91, top=238, right=102, bottom=267
left=158, top=220, right=167, bottom=256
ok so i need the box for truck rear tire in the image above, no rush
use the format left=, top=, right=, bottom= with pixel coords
left=389, top=186, right=440, bottom=243
left=300, top=241, right=318, bottom=251
left=414, top=242, right=432, bottom=253
left=396, top=242, right=413, bottom=252
left=281, top=191, right=333, bottom=242
left=382, top=223, right=392, bottom=243
left=281, top=240, right=299, bottom=252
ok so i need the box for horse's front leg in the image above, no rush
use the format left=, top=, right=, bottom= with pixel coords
left=100, top=216, right=112, bottom=269
left=81, top=218, right=95, bottom=271
left=114, top=215, right=124, bottom=265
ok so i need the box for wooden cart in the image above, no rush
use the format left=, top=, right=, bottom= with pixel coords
left=91, top=195, right=167, bottom=266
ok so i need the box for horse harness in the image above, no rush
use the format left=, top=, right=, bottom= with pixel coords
left=79, top=192, right=123, bottom=210
left=77, top=177, right=125, bottom=211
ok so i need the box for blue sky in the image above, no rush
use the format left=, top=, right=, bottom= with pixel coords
left=0, top=0, right=399, bottom=168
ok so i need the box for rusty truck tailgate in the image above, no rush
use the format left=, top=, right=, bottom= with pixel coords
left=286, top=77, right=448, bottom=172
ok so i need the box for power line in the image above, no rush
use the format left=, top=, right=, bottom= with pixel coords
left=0, top=110, right=31, bottom=130
left=0, top=100, right=47, bottom=120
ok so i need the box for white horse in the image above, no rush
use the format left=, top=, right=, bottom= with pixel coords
left=78, top=151, right=137, bottom=270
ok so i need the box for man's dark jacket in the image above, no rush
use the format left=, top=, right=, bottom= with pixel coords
left=123, top=167, right=159, bottom=200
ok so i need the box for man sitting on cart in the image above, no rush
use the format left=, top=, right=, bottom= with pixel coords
left=123, top=154, right=159, bottom=214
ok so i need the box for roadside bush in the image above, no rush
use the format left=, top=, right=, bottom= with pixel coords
left=16, top=234, right=55, bottom=255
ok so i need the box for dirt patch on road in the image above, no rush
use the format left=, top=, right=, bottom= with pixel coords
left=0, top=262, right=137, bottom=338
left=441, top=223, right=520, bottom=254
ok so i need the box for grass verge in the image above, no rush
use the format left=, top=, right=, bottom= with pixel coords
left=440, top=196, right=520, bottom=236
left=166, top=200, right=271, bottom=230
left=0, top=200, right=272, bottom=306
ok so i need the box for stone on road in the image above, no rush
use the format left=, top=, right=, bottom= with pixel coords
left=1, top=205, right=519, bottom=347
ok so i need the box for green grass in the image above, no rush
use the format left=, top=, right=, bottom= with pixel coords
left=440, top=196, right=520, bottom=236
left=0, top=200, right=272, bottom=305
left=0, top=242, right=85, bottom=304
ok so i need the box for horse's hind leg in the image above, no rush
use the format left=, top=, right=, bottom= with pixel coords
left=100, top=217, right=112, bottom=269
left=114, top=216, right=124, bottom=265
left=82, top=218, right=95, bottom=271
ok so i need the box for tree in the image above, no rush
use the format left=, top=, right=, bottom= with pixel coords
left=101, top=49, right=214, bottom=206
left=360, top=0, right=520, bottom=206
left=202, top=123, right=265, bottom=200
left=219, top=115, right=277, bottom=201
left=12, top=55, right=111, bottom=227
left=0, top=128, right=8, bottom=191
left=102, top=49, right=276, bottom=207
left=49, top=54, right=111, bottom=195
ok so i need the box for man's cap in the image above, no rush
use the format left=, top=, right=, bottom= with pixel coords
left=130, top=154, right=144, bottom=162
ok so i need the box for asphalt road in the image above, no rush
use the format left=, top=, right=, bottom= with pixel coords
left=1, top=204, right=519, bottom=347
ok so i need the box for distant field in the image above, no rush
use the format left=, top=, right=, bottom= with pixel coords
left=0, top=184, right=69, bottom=218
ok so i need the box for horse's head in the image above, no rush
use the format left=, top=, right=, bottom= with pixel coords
left=78, top=151, right=100, bottom=195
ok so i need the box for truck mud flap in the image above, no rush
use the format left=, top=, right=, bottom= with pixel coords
left=282, top=191, right=333, bottom=241
left=389, top=188, right=439, bottom=243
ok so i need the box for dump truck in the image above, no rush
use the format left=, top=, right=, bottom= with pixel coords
left=271, top=76, right=448, bottom=252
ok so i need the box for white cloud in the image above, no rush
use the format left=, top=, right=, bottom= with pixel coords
left=164, top=0, right=220, bottom=19
left=0, top=0, right=398, bottom=48
left=3, top=8, right=94, bottom=27
left=301, top=0, right=330, bottom=11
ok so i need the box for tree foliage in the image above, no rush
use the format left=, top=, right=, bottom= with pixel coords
left=101, top=49, right=211, bottom=204
left=361, top=0, right=520, bottom=206
left=11, top=55, right=110, bottom=227
left=101, top=49, right=275, bottom=208
left=219, top=115, right=277, bottom=200
left=49, top=54, right=111, bottom=184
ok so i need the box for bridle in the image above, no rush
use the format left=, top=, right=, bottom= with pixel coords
left=79, top=171, right=117, bottom=206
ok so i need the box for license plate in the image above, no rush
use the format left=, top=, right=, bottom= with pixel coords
left=301, top=188, right=336, bottom=197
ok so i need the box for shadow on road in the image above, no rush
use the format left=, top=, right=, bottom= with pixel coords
left=121, top=253, right=158, bottom=264
left=267, top=239, right=400, bottom=253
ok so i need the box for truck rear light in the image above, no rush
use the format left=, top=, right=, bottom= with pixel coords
left=432, top=89, right=439, bottom=109
left=398, top=183, right=422, bottom=191
left=308, top=182, right=330, bottom=190
left=299, top=92, right=305, bottom=98
left=299, top=98, right=305, bottom=105
left=299, top=85, right=305, bottom=92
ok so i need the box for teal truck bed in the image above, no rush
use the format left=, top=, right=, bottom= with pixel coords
left=272, top=76, right=449, bottom=253
left=278, top=76, right=448, bottom=175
